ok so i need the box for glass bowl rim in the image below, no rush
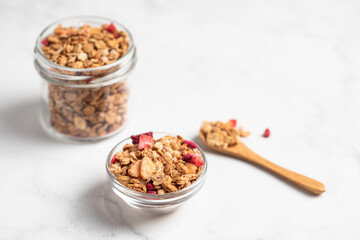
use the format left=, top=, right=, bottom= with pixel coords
left=105, top=131, right=208, bottom=200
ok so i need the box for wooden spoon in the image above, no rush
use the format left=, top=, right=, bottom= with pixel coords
left=199, top=131, right=326, bottom=195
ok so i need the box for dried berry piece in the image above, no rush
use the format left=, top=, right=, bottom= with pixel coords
left=228, top=119, right=237, bottom=127
left=41, top=38, right=49, bottom=46
left=146, top=182, right=155, bottom=191
left=148, top=190, right=157, bottom=194
left=106, top=22, right=116, bottom=33
left=189, top=153, right=204, bottom=167
left=111, top=154, right=117, bottom=164
left=138, top=135, right=153, bottom=150
left=86, top=75, right=95, bottom=83
left=184, top=140, right=197, bottom=149
left=263, top=128, right=270, bottom=138
left=131, top=132, right=153, bottom=144
left=182, top=153, right=193, bottom=161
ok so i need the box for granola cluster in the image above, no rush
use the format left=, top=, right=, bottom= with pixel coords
left=41, top=23, right=129, bottom=68
left=200, top=119, right=250, bottom=148
left=49, top=81, right=128, bottom=137
left=41, top=23, right=131, bottom=138
left=108, top=133, right=204, bottom=194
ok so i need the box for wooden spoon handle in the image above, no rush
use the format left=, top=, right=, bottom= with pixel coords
left=236, top=142, right=326, bottom=195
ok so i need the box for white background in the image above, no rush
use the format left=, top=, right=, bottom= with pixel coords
left=1, top=0, right=360, bottom=239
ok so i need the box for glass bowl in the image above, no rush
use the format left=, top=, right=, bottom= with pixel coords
left=105, top=132, right=208, bottom=214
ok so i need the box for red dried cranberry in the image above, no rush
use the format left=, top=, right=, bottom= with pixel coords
left=229, top=119, right=237, bottom=127
left=146, top=182, right=155, bottom=191
left=189, top=153, right=204, bottom=167
left=131, top=132, right=153, bottom=144
left=111, top=155, right=117, bottom=164
left=106, top=23, right=116, bottom=33
left=118, top=87, right=127, bottom=94
left=263, top=128, right=270, bottom=138
left=182, top=153, right=193, bottom=161
left=113, top=33, right=119, bottom=38
left=148, top=190, right=157, bottom=194
left=41, top=38, right=49, bottom=46
left=86, top=75, right=95, bottom=83
left=184, top=140, right=197, bottom=149
left=130, top=135, right=139, bottom=144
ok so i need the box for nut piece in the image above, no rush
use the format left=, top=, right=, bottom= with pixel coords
left=74, top=117, right=87, bottom=130
left=239, top=126, right=251, bottom=137
left=77, top=52, right=88, bottom=61
left=128, top=160, right=141, bottom=178
left=139, top=157, right=156, bottom=180
left=185, top=163, right=197, bottom=174
left=157, top=189, right=165, bottom=195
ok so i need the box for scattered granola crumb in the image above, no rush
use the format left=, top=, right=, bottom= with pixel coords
left=239, top=126, right=251, bottom=137
left=263, top=128, right=270, bottom=138
left=108, top=133, right=204, bottom=194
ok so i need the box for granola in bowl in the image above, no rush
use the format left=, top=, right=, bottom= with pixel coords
left=108, top=132, right=204, bottom=194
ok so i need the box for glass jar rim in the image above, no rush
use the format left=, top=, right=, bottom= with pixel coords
left=105, top=131, right=208, bottom=201
left=35, top=16, right=136, bottom=74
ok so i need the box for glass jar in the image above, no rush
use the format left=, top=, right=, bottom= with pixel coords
left=106, top=132, right=208, bottom=214
left=34, top=17, right=137, bottom=141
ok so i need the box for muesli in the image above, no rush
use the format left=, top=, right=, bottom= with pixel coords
left=200, top=119, right=251, bottom=148
left=108, top=132, right=204, bottom=194
left=41, top=23, right=130, bottom=138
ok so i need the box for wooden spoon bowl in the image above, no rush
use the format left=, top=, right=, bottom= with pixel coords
left=199, top=131, right=326, bottom=195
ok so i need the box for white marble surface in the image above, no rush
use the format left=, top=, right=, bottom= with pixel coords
left=1, top=0, right=360, bottom=239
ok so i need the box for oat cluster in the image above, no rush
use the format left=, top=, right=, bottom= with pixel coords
left=108, top=134, right=204, bottom=194
left=49, top=81, right=128, bottom=138
left=200, top=120, right=250, bottom=148
left=41, top=23, right=131, bottom=138
left=41, top=23, right=129, bottom=68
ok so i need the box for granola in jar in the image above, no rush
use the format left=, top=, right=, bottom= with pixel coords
left=34, top=17, right=137, bottom=140
left=108, top=132, right=204, bottom=194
